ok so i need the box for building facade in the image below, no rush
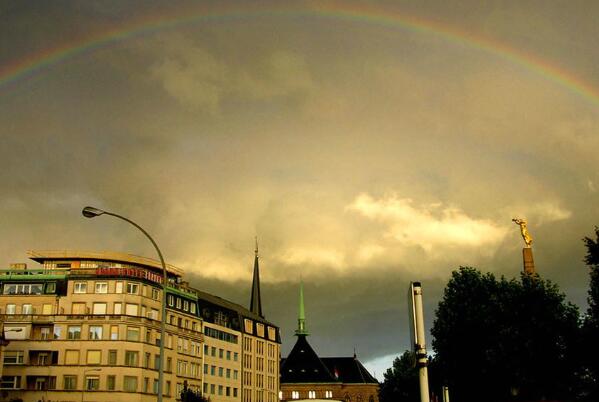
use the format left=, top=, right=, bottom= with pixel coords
left=280, top=283, right=379, bottom=402
left=0, top=248, right=280, bottom=402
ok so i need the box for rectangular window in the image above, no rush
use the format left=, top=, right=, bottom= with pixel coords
left=126, top=283, right=139, bottom=294
left=71, top=303, right=86, bottom=315
left=42, top=304, right=53, bottom=315
left=113, top=303, right=122, bottom=315
left=89, top=326, right=103, bottom=340
left=108, top=350, right=117, bottom=365
left=110, top=325, right=119, bottom=340
left=152, top=288, right=160, bottom=300
left=127, top=326, right=140, bottom=341
left=67, top=326, right=81, bottom=340
left=125, top=303, right=138, bottom=316
left=5, top=304, right=15, bottom=315
left=124, top=376, right=138, bottom=392
left=144, top=352, right=151, bottom=368
left=65, top=350, right=79, bottom=365
left=107, top=375, right=116, bottom=391
left=74, top=282, right=87, bottom=294
left=219, top=367, right=224, bottom=377
left=63, top=375, right=77, bottom=390
left=86, top=376, right=99, bottom=391
left=3, top=351, right=24, bottom=365
left=125, top=351, right=138, bottom=366
left=22, top=304, right=32, bottom=314
left=244, top=319, right=253, bottom=334
left=0, top=376, right=21, bottom=389
left=92, top=303, right=107, bottom=315
left=86, top=350, right=101, bottom=365
left=176, top=298, right=182, bottom=309
left=226, top=350, right=231, bottom=360
left=226, top=368, right=231, bottom=378
left=183, top=300, right=189, bottom=311
left=115, top=281, right=123, bottom=293
left=167, top=295, right=174, bottom=306
left=95, top=282, right=108, bottom=293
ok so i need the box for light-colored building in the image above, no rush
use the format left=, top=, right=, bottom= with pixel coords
left=0, top=248, right=280, bottom=402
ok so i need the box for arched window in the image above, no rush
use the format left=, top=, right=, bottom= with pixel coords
left=308, top=390, right=316, bottom=399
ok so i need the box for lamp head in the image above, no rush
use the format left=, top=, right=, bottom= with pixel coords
left=82, top=206, right=105, bottom=218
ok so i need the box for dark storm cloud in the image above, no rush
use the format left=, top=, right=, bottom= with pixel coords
left=1, top=0, right=598, bottom=371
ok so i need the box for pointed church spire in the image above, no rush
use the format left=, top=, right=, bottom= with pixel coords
left=296, top=279, right=309, bottom=336
left=249, top=237, right=263, bottom=317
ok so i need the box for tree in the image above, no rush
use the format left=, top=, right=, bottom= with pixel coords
left=582, top=227, right=599, bottom=399
left=379, top=351, right=419, bottom=402
left=431, top=267, right=580, bottom=402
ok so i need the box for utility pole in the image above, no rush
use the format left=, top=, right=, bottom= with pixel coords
left=409, top=282, right=430, bottom=402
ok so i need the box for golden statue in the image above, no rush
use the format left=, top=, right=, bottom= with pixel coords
left=512, top=218, right=533, bottom=247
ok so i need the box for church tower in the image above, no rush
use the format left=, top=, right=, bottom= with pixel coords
left=249, top=237, right=263, bottom=317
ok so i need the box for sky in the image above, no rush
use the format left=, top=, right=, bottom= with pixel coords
left=1, top=0, right=599, bottom=379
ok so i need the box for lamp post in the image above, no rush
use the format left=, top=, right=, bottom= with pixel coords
left=82, top=368, right=102, bottom=402
left=82, top=206, right=168, bottom=402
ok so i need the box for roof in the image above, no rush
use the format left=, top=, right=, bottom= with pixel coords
left=280, top=335, right=337, bottom=383
left=281, top=336, right=378, bottom=385
left=195, top=289, right=277, bottom=327
left=322, top=357, right=378, bottom=384
left=27, top=249, right=183, bottom=276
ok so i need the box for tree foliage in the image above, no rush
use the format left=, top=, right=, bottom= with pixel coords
left=582, top=227, right=599, bottom=399
left=431, top=267, right=580, bottom=402
left=379, top=350, right=419, bottom=402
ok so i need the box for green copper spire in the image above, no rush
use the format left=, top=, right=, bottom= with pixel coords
left=296, top=279, right=309, bottom=336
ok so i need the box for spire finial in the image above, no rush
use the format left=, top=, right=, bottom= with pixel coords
left=296, top=278, right=309, bottom=336
left=255, top=236, right=259, bottom=257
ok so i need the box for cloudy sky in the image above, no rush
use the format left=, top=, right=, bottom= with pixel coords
left=1, top=0, right=598, bottom=377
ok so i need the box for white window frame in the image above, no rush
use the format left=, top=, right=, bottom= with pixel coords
left=74, top=282, right=87, bottom=294
left=95, top=282, right=108, bottom=294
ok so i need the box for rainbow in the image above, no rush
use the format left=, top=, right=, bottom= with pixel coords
left=1, top=1, right=597, bottom=106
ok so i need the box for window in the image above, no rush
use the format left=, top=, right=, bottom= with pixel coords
left=74, top=282, right=87, bottom=293
left=125, top=303, right=138, bottom=316
left=107, top=375, right=116, bottom=391
left=0, top=376, right=21, bottom=389
left=63, top=375, right=77, bottom=390
left=144, top=352, right=151, bottom=368
left=234, top=352, right=238, bottom=361
left=142, top=285, right=147, bottom=297
left=127, top=326, right=140, bottom=341
left=167, top=295, right=174, bottom=306
left=5, top=304, right=15, bottom=315
left=149, top=309, right=159, bottom=320
left=108, top=350, right=117, bottom=365
left=86, top=376, right=99, bottom=390
left=45, top=282, right=56, bottom=293
left=244, top=319, right=253, bottom=334
left=226, top=368, right=231, bottom=378
left=3, top=283, right=43, bottom=295
left=233, top=370, right=238, bottom=380
left=3, top=351, right=24, bottom=364
left=124, top=376, right=138, bottom=392
left=92, top=303, right=106, bottom=315
left=95, top=282, right=108, bottom=293
left=71, top=303, right=86, bottom=315
left=226, top=350, right=231, bottom=360
left=89, top=326, right=103, bottom=340
left=176, top=298, right=181, bottom=309
left=210, top=365, right=215, bottom=375
left=309, top=390, right=316, bottom=399
left=126, top=283, right=139, bottom=294
left=22, top=304, right=32, bottom=314
left=219, top=348, right=224, bottom=358
left=115, top=281, right=123, bottom=293
left=86, top=350, right=101, bottom=365
left=67, top=326, right=81, bottom=340
left=256, top=323, right=265, bottom=337
left=218, top=367, right=223, bottom=377
left=292, top=391, right=300, bottom=400
left=183, top=300, right=189, bottom=311
left=113, top=303, right=122, bottom=315
left=152, top=287, right=160, bottom=300
left=211, top=347, right=216, bottom=357
left=42, top=304, right=53, bottom=315
left=268, top=326, right=276, bottom=341
left=219, top=385, right=223, bottom=395
left=190, top=303, right=196, bottom=314
left=40, top=327, right=51, bottom=340
left=143, top=377, right=149, bottom=393
left=54, top=326, right=62, bottom=339
left=125, top=351, right=138, bottom=366
left=110, top=325, right=119, bottom=340
left=65, top=350, right=79, bottom=365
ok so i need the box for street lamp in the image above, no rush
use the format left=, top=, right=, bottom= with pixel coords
left=82, top=206, right=168, bottom=402
left=82, top=368, right=102, bottom=402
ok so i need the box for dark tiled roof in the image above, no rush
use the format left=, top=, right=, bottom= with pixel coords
left=280, top=335, right=337, bottom=383
left=322, top=357, right=378, bottom=384
left=281, top=336, right=378, bottom=385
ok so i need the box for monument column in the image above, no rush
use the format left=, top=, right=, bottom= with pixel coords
left=513, top=218, right=535, bottom=274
